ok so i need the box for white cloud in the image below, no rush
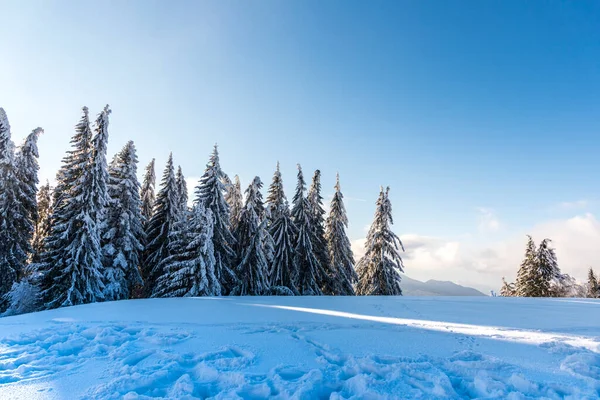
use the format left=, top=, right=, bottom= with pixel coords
left=351, top=213, right=600, bottom=294
left=477, top=207, right=500, bottom=232
left=558, top=200, right=589, bottom=210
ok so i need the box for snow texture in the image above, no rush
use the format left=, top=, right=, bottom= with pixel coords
left=0, top=296, right=599, bottom=399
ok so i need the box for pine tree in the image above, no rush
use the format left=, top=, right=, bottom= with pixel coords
left=537, top=238, right=558, bottom=297
left=194, top=145, right=237, bottom=294
left=102, top=141, right=144, bottom=300
left=291, top=165, right=324, bottom=295
left=356, top=187, right=404, bottom=296
left=266, top=162, right=286, bottom=224
left=587, top=268, right=598, bottom=298
left=175, top=165, right=188, bottom=213
left=307, top=170, right=335, bottom=294
left=500, top=278, right=516, bottom=297
left=140, top=158, right=156, bottom=225
left=325, top=174, right=357, bottom=295
left=0, top=107, right=20, bottom=309
left=226, top=175, right=243, bottom=232
left=14, top=127, right=43, bottom=269
left=269, top=200, right=298, bottom=295
left=232, top=177, right=270, bottom=295
left=515, top=235, right=538, bottom=297
left=153, top=204, right=220, bottom=297
left=142, top=153, right=179, bottom=297
left=31, top=181, right=52, bottom=264
left=90, top=105, right=111, bottom=224
left=39, top=106, right=107, bottom=309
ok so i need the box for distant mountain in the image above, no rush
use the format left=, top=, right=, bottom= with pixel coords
left=400, top=274, right=487, bottom=296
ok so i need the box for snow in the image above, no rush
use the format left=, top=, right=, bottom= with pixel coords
left=0, top=296, right=599, bottom=399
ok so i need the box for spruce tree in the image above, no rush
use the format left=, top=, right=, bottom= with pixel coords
left=14, top=127, right=43, bottom=269
left=194, top=145, right=237, bottom=294
left=31, top=181, right=52, bottom=264
left=175, top=165, right=188, bottom=213
left=39, top=106, right=107, bottom=309
left=515, top=235, right=538, bottom=297
left=356, top=187, right=404, bottom=296
left=142, top=153, right=179, bottom=296
left=226, top=175, right=244, bottom=232
left=266, top=162, right=286, bottom=224
left=291, top=165, right=324, bottom=295
left=0, top=108, right=20, bottom=309
left=307, top=170, right=335, bottom=294
left=500, top=278, right=516, bottom=297
left=90, top=105, right=111, bottom=223
left=102, top=141, right=144, bottom=300
left=537, top=238, right=558, bottom=297
left=587, top=268, right=598, bottom=298
left=140, top=158, right=156, bottom=225
left=269, top=200, right=298, bottom=295
left=232, top=177, right=270, bottom=295
left=153, top=203, right=220, bottom=297
left=325, top=174, right=357, bottom=295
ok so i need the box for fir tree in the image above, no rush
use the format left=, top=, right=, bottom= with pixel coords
left=500, top=278, right=516, bottom=297
left=175, top=165, right=188, bottom=213
left=102, top=141, right=144, bottom=300
left=587, top=268, right=598, bottom=298
left=537, top=238, right=558, bottom=297
left=266, top=162, right=286, bottom=224
left=0, top=107, right=20, bottom=309
left=307, top=170, right=335, bottom=294
left=232, top=177, right=270, bottom=295
left=325, top=174, right=357, bottom=295
left=269, top=200, right=298, bottom=295
left=153, top=204, right=220, bottom=297
left=194, top=145, right=237, bottom=294
left=140, top=158, right=156, bottom=225
left=142, top=153, right=179, bottom=296
left=356, top=187, right=404, bottom=296
left=90, top=105, right=111, bottom=223
left=39, top=107, right=107, bottom=309
left=14, top=127, right=43, bottom=269
left=515, top=235, right=538, bottom=297
left=291, top=165, right=324, bottom=295
left=226, top=175, right=244, bottom=232
left=31, top=182, right=52, bottom=264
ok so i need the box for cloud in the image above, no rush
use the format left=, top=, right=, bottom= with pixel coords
left=477, top=207, right=500, bottom=232
left=350, top=213, right=600, bottom=294
left=558, top=200, right=589, bottom=210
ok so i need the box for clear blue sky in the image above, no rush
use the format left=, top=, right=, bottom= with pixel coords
left=2, top=1, right=600, bottom=288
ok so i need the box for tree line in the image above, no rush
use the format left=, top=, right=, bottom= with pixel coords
left=500, top=235, right=599, bottom=298
left=0, top=105, right=406, bottom=315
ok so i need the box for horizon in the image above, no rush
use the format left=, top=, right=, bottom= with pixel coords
left=2, top=0, right=600, bottom=293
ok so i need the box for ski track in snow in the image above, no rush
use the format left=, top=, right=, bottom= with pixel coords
left=0, top=299, right=599, bottom=399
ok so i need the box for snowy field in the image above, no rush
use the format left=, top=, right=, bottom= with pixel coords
left=0, top=297, right=599, bottom=399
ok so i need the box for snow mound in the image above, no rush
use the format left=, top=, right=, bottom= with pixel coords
left=0, top=296, right=599, bottom=399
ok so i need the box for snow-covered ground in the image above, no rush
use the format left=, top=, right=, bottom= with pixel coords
left=0, top=297, right=599, bottom=399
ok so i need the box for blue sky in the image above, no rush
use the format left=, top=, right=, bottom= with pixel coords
left=2, top=0, right=599, bottom=290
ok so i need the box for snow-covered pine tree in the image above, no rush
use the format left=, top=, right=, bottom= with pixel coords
left=194, top=145, right=237, bottom=294
left=90, top=105, right=111, bottom=225
left=226, top=175, right=244, bottom=232
left=140, top=158, right=156, bottom=225
left=499, top=278, right=516, bottom=297
left=587, top=268, right=598, bottom=298
left=232, top=177, right=270, bottom=295
left=102, top=141, right=144, bottom=300
left=291, top=165, right=324, bottom=295
left=14, top=127, right=43, bottom=270
left=307, top=170, right=336, bottom=294
left=536, top=238, right=558, bottom=297
left=269, top=200, right=298, bottom=295
left=325, top=174, right=357, bottom=295
left=356, top=187, right=405, bottom=296
left=0, top=108, right=20, bottom=310
left=38, top=106, right=107, bottom=309
left=175, top=165, right=188, bottom=213
left=153, top=203, right=220, bottom=297
left=142, top=153, right=179, bottom=297
left=515, top=235, right=538, bottom=297
left=266, top=162, right=286, bottom=224
left=31, top=181, right=52, bottom=264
